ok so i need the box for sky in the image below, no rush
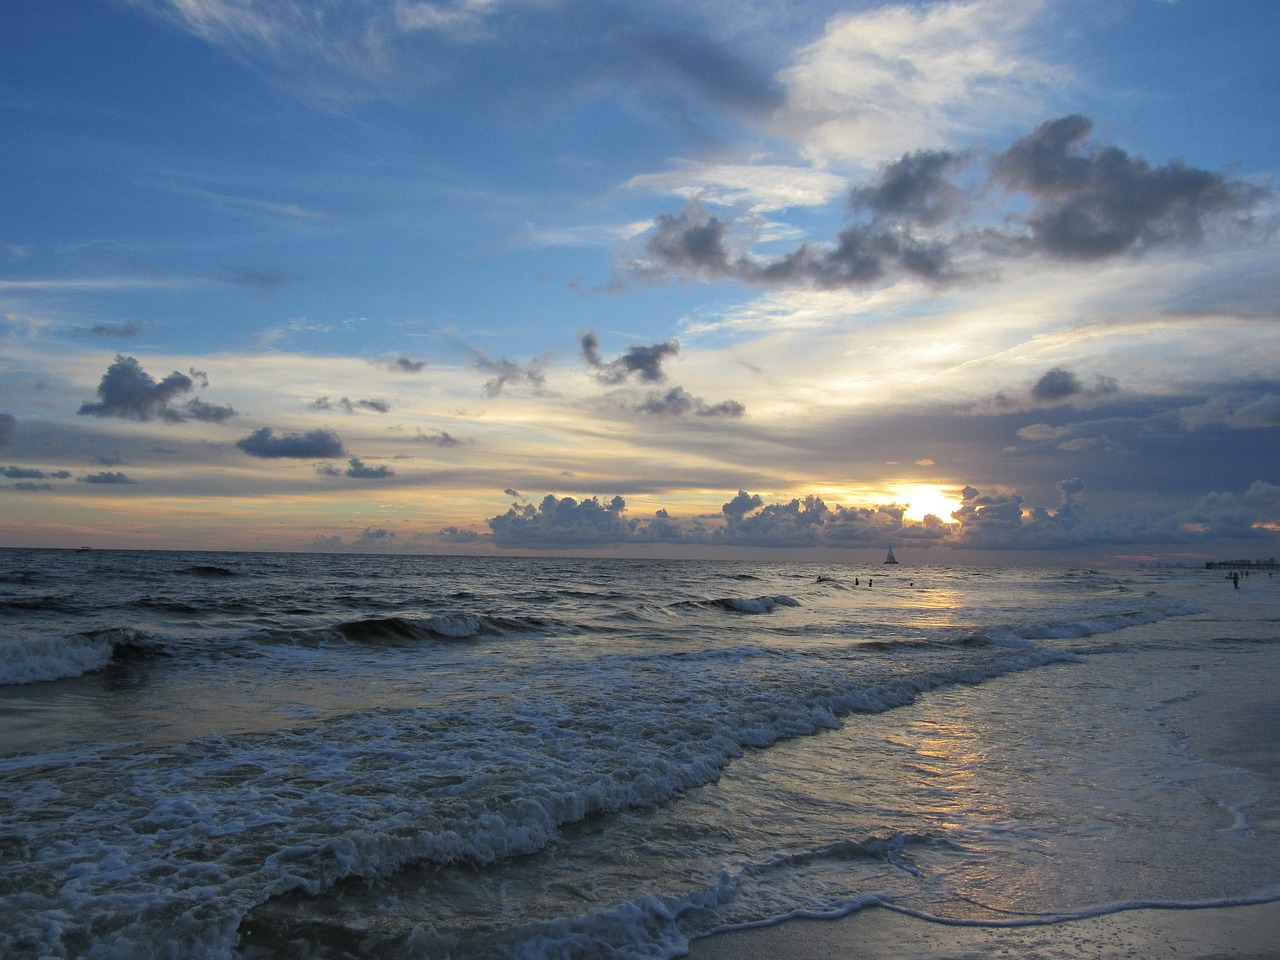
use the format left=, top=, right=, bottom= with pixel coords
left=1, top=0, right=1278, bottom=563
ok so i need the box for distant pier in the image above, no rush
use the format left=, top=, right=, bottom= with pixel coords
left=1205, top=558, right=1278, bottom=570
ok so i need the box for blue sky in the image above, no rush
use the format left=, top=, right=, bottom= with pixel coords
left=2, top=0, right=1278, bottom=562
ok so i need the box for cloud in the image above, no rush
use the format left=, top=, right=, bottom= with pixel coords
left=1032, top=367, right=1082, bottom=402
left=1181, top=392, right=1280, bottom=430
left=581, top=331, right=680, bottom=384
left=0, top=414, right=15, bottom=447
left=625, top=160, right=849, bottom=213
left=977, top=366, right=1121, bottom=415
left=310, top=396, right=392, bottom=414
left=722, top=489, right=763, bottom=520
left=74, top=320, right=149, bottom=338
left=630, top=386, right=746, bottom=418
left=850, top=149, right=969, bottom=227
left=1189, top=481, right=1280, bottom=540
left=1016, top=422, right=1075, bottom=442
left=77, top=355, right=237, bottom=423
left=236, top=427, right=346, bottom=458
left=621, top=117, right=1265, bottom=292
left=467, top=474, right=1280, bottom=552
left=78, top=355, right=195, bottom=421
left=77, top=471, right=136, bottom=485
left=439, top=525, right=482, bottom=543
left=990, top=115, right=1267, bottom=260
left=488, top=493, right=636, bottom=548
left=183, top=398, right=240, bottom=423
left=777, top=0, right=1064, bottom=166
left=415, top=429, right=463, bottom=447
left=345, top=457, right=395, bottom=479
left=474, top=351, right=548, bottom=397
left=630, top=197, right=960, bottom=289
left=391, top=356, right=426, bottom=373
left=1, top=466, right=72, bottom=480
left=213, top=268, right=299, bottom=294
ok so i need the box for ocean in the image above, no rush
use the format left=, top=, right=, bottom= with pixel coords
left=1, top=548, right=1277, bottom=959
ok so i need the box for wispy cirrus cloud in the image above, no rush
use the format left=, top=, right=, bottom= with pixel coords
left=776, top=0, right=1065, bottom=167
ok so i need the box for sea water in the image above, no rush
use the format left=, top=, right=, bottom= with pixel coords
left=1, top=549, right=1276, bottom=959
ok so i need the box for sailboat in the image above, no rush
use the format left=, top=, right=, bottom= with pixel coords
left=883, top=548, right=899, bottom=564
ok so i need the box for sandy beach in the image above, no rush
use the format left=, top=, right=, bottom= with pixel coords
left=688, top=592, right=1280, bottom=960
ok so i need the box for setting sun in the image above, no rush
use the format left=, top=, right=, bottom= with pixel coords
left=894, top=484, right=965, bottom=523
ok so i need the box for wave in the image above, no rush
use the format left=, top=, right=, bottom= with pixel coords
left=0, top=595, right=81, bottom=615
left=175, top=564, right=239, bottom=577
left=0, top=584, right=1206, bottom=959
left=0, top=627, right=166, bottom=685
left=334, top=615, right=487, bottom=643
left=275, top=612, right=561, bottom=647
left=678, top=595, right=802, bottom=615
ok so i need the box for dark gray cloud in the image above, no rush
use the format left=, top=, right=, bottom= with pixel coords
left=979, top=366, right=1121, bottom=414
left=722, top=489, right=763, bottom=520
left=310, top=396, right=391, bottom=414
left=183, top=398, right=239, bottom=423
left=581, top=331, right=680, bottom=384
left=631, top=386, right=745, bottom=418
left=75, top=320, right=149, bottom=339
left=439, top=525, right=482, bottom=544
left=1033, top=367, right=1082, bottom=402
left=78, top=355, right=195, bottom=421
left=214, top=268, right=298, bottom=295
left=488, top=493, right=636, bottom=547
left=637, top=201, right=958, bottom=288
left=625, top=116, right=1265, bottom=291
left=415, top=429, right=463, bottom=447
left=1, top=466, right=71, bottom=480
left=78, top=471, right=136, bottom=485
left=237, top=427, right=345, bottom=459
left=1188, top=481, right=1280, bottom=541
left=851, top=149, right=968, bottom=227
left=77, top=355, right=237, bottom=423
left=474, top=351, right=548, bottom=398
left=345, top=457, right=395, bottom=479
left=644, top=204, right=738, bottom=277
left=391, top=357, right=426, bottom=373
left=1181, top=391, right=1280, bottom=430
left=0, top=414, right=15, bottom=447
left=990, top=115, right=1266, bottom=260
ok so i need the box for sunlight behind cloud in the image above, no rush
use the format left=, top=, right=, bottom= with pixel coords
left=892, top=483, right=965, bottom=523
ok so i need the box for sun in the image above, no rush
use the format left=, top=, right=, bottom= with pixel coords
left=893, top=484, right=965, bottom=523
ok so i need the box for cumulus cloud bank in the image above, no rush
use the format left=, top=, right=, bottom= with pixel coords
left=470, top=477, right=1278, bottom=552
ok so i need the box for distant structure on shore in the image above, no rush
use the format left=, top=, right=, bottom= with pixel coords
left=1204, top=558, right=1278, bottom=570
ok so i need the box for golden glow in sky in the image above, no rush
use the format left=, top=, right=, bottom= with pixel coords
left=894, top=485, right=965, bottom=523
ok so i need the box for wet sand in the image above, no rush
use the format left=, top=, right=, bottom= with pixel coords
left=687, top=601, right=1280, bottom=960
left=685, top=899, right=1280, bottom=960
